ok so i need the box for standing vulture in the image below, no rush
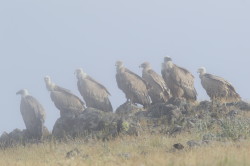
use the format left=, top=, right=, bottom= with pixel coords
left=139, top=62, right=171, bottom=104
left=16, top=89, right=46, bottom=139
left=75, top=68, right=113, bottom=112
left=161, top=57, right=197, bottom=102
left=44, top=76, right=85, bottom=118
left=115, top=61, right=151, bottom=107
left=197, top=67, right=241, bottom=103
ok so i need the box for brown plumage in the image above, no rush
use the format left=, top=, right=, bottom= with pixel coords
left=161, top=57, right=197, bottom=102
left=197, top=67, right=241, bottom=103
left=44, top=76, right=85, bottom=118
left=140, top=62, right=171, bottom=104
left=16, top=89, right=46, bottom=139
left=116, top=61, right=151, bottom=107
left=75, top=68, right=113, bottom=112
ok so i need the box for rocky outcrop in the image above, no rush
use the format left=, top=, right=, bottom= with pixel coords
left=0, top=126, right=49, bottom=148
left=2, top=99, right=249, bottom=147
left=52, top=108, right=122, bottom=140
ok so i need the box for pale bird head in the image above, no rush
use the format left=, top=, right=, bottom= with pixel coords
left=16, top=89, right=29, bottom=97
left=44, top=75, right=51, bottom=84
left=44, top=75, right=54, bottom=91
left=197, top=67, right=206, bottom=75
left=164, top=56, right=172, bottom=63
left=75, top=68, right=87, bottom=79
left=115, top=61, right=123, bottom=67
left=139, top=62, right=151, bottom=69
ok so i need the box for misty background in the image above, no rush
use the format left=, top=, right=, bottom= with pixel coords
left=0, top=0, right=249, bottom=133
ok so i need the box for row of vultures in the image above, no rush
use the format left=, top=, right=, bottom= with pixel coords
left=16, top=57, right=241, bottom=139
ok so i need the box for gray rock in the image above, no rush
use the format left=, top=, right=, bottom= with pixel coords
left=202, top=133, right=216, bottom=141
left=146, top=103, right=182, bottom=124
left=227, top=101, right=250, bottom=111
left=187, top=140, right=201, bottom=148
left=52, top=107, right=140, bottom=140
left=227, top=110, right=238, bottom=118
left=173, top=143, right=184, bottom=150
left=115, top=102, right=144, bottom=117
left=66, top=148, right=80, bottom=159
left=169, top=125, right=183, bottom=135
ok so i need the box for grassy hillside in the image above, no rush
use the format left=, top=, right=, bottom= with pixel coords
left=1, top=101, right=250, bottom=166
left=0, top=133, right=250, bottom=166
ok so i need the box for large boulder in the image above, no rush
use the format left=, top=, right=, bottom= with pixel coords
left=52, top=108, right=126, bottom=140
left=115, top=102, right=144, bottom=117
left=0, top=126, right=50, bottom=149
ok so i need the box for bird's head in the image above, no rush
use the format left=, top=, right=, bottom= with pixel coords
left=115, top=61, right=124, bottom=72
left=139, top=62, right=151, bottom=70
left=164, top=56, right=172, bottom=62
left=44, top=75, right=54, bottom=91
left=75, top=68, right=87, bottom=79
left=115, top=61, right=123, bottom=67
left=16, top=89, right=29, bottom=97
left=197, top=67, right=206, bottom=75
left=44, top=75, right=51, bottom=84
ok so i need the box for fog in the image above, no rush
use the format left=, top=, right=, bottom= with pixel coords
left=0, top=0, right=250, bottom=133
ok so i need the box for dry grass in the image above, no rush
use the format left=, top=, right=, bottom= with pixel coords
left=0, top=133, right=250, bottom=166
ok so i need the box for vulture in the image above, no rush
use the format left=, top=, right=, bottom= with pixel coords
left=75, top=68, right=113, bottom=112
left=161, top=57, right=197, bottom=102
left=197, top=67, right=241, bottom=103
left=139, top=62, right=171, bottom=104
left=16, top=89, right=46, bottom=139
left=115, top=61, right=151, bottom=107
left=44, top=76, right=85, bottom=118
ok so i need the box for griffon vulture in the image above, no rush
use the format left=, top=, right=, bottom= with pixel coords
left=115, top=61, right=151, bottom=107
left=44, top=76, right=85, bottom=118
left=139, top=62, right=171, bottom=104
left=161, top=57, right=197, bottom=102
left=75, top=68, right=113, bottom=112
left=16, top=89, right=46, bottom=139
left=197, top=67, right=241, bottom=103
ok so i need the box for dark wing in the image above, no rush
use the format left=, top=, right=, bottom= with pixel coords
left=203, top=73, right=241, bottom=102
left=172, top=64, right=197, bottom=99
left=124, top=69, right=151, bottom=106
left=50, top=91, right=85, bottom=115
left=54, top=85, right=71, bottom=93
left=87, top=76, right=111, bottom=95
left=54, top=86, right=85, bottom=105
left=147, top=69, right=169, bottom=91
left=77, top=77, right=113, bottom=112
left=125, top=68, right=149, bottom=88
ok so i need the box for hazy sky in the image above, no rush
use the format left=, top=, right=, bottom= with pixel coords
left=0, top=0, right=250, bottom=133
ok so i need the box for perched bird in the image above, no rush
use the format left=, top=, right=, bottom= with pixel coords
left=161, top=57, right=197, bottom=102
left=115, top=61, right=151, bottom=107
left=16, top=89, right=46, bottom=139
left=197, top=67, right=241, bottom=104
left=139, top=62, right=171, bottom=104
left=44, top=76, right=85, bottom=118
left=75, top=68, right=113, bottom=112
